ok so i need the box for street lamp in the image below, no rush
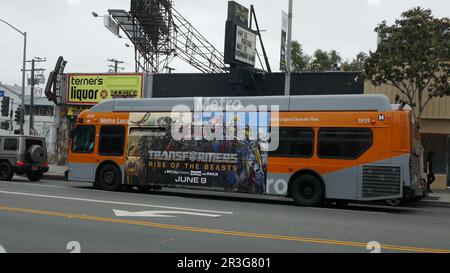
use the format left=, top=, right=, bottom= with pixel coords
left=92, top=11, right=122, bottom=39
left=0, top=18, right=26, bottom=135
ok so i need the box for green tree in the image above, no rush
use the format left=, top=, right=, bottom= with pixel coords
left=309, top=49, right=342, bottom=71
left=290, top=41, right=343, bottom=72
left=290, top=41, right=311, bottom=72
left=342, top=52, right=369, bottom=72
left=365, top=7, right=450, bottom=118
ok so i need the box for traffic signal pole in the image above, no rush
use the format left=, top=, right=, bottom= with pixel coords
left=10, top=98, right=14, bottom=133
left=30, top=59, right=35, bottom=134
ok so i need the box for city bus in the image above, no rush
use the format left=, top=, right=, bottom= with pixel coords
left=67, top=94, right=426, bottom=207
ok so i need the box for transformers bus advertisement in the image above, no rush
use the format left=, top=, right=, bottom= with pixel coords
left=125, top=112, right=270, bottom=194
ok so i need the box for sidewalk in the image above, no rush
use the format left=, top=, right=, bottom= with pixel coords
left=421, top=190, right=450, bottom=208
left=44, top=164, right=67, bottom=180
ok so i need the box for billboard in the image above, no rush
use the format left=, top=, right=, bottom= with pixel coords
left=45, top=56, right=67, bottom=105
left=224, top=1, right=257, bottom=68
left=235, top=25, right=257, bottom=66
left=68, top=74, right=143, bottom=105
left=125, top=111, right=270, bottom=194
left=227, top=1, right=249, bottom=27
left=67, top=105, right=92, bottom=116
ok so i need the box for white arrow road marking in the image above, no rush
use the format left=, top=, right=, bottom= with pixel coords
left=0, top=190, right=234, bottom=215
left=113, top=210, right=223, bottom=218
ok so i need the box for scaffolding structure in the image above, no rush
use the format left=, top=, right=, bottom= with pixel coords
left=109, top=0, right=227, bottom=74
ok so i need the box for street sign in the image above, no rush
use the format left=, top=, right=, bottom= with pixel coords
left=0, top=90, right=4, bottom=97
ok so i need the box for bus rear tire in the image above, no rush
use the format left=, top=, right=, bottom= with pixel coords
left=98, top=164, right=122, bottom=191
left=291, top=175, right=324, bottom=207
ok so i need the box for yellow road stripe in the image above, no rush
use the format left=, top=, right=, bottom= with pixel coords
left=0, top=205, right=448, bottom=253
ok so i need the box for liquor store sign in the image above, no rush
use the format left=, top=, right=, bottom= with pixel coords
left=68, top=74, right=143, bottom=105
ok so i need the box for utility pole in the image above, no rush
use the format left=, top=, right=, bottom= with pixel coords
left=25, top=57, right=46, bottom=135
left=284, top=0, right=293, bottom=96
left=108, top=58, right=125, bottom=73
left=0, top=19, right=27, bottom=135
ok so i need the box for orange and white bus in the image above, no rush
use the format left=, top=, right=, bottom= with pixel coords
left=67, top=94, right=426, bottom=207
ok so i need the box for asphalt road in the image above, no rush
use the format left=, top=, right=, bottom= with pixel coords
left=0, top=177, right=449, bottom=253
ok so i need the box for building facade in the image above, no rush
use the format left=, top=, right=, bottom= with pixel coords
left=0, top=83, right=57, bottom=161
left=365, top=81, right=450, bottom=190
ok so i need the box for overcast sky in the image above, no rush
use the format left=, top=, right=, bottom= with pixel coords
left=0, top=0, right=448, bottom=87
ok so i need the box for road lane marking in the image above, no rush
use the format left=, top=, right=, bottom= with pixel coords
left=0, top=181, right=184, bottom=200
left=0, top=181, right=70, bottom=189
left=0, top=190, right=233, bottom=215
left=0, top=205, right=448, bottom=253
left=113, top=210, right=223, bottom=218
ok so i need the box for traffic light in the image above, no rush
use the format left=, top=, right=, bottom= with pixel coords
left=14, top=107, right=24, bottom=125
left=1, top=96, right=10, bottom=117
left=0, top=121, right=10, bottom=131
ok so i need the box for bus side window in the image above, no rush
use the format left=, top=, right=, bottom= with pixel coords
left=72, top=125, right=96, bottom=154
left=99, top=126, right=126, bottom=156
left=270, top=128, right=314, bottom=157
left=318, top=128, right=373, bottom=159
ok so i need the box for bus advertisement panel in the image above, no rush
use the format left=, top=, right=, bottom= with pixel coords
left=125, top=112, right=270, bottom=194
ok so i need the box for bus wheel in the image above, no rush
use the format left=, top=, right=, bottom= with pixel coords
left=98, top=165, right=122, bottom=191
left=291, top=175, right=324, bottom=207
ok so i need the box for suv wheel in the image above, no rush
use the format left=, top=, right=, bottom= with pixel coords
left=0, top=162, right=14, bottom=181
left=98, top=164, right=122, bottom=191
left=27, top=171, right=43, bottom=182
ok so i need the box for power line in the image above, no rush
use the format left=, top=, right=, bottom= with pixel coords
left=107, top=58, right=125, bottom=73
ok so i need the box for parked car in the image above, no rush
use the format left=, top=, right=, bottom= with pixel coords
left=0, top=135, right=49, bottom=182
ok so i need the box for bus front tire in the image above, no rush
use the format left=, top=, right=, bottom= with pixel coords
left=291, top=175, right=324, bottom=207
left=98, top=165, right=122, bottom=191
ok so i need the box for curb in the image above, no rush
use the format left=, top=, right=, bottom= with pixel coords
left=417, top=200, right=450, bottom=209
left=43, top=174, right=67, bottom=181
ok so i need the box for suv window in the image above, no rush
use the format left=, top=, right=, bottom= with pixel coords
left=4, top=138, right=18, bottom=151
left=99, top=126, right=126, bottom=156
left=72, top=125, right=96, bottom=154
left=318, top=128, right=373, bottom=159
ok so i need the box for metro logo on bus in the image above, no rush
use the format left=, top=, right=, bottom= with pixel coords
left=68, top=74, right=143, bottom=105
